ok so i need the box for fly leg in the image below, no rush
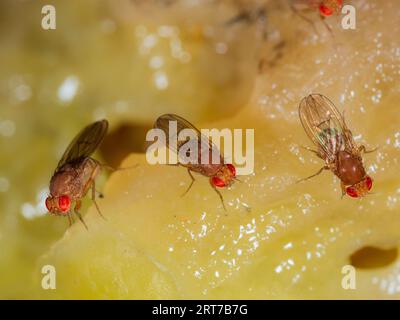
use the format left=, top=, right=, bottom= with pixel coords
left=358, top=145, right=378, bottom=154
left=74, top=200, right=88, bottom=230
left=210, top=182, right=226, bottom=211
left=340, top=181, right=347, bottom=198
left=88, top=162, right=137, bottom=203
left=67, top=212, right=73, bottom=227
left=81, top=165, right=105, bottom=220
left=165, top=162, right=195, bottom=197
left=92, top=181, right=106, bottom=220
left=301, top=146, right=324, bottom=159
left=290, top=3, right=320, bottom=35
left=319, top=15, right=333, bottom=35
left=297, top=165, right=330, bottom=183
left=182, top=168, right=195, bottom=197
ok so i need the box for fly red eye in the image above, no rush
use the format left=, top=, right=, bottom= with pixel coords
left=226, top=164, right=236, bottom=177
left=58, top=195, right=71, bottom=213
left=212, top=176, right=226, bottom=188
left=319, top=4, right=334, bottom=16
left=365, top=176, right=373, bottom=191
left=45, top=197, right=52, bottom=211
left=346, top=187, right=359, bottom=198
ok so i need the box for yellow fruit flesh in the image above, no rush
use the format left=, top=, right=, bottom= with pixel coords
left=1, top=0, right=400, bottom=299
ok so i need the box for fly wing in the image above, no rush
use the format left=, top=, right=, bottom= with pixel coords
left=154, top=114, right=223, bottom=165
left=299, top=94, right=355, bottom=161
left=56, top=120, right=108, bottom=170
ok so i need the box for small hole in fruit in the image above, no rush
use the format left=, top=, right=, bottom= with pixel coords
left=350, top=246, right=398, bottom=269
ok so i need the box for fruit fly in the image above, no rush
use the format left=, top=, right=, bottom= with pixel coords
left=316, top=0, right=343, bottom=17
left=154, top=114, right=237, bottom=210
left=290, top=0, right=343, bottom=34
left=46, top=120, right=109, bottom=228
left=292, top=0, right=343, bottom=16
left=298, top=94, right=374, bottom=198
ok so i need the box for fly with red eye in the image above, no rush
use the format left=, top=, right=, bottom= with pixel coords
left=212, top=164, right=236, bottom=188
left=45, top=195, right=71, bottom=214
left=298, top=94, right=375, bottom=198
left=154, top=114, right=238, bottom=210
left=46, top=119, right=113, bottom=229
left=318, top=0, right=343, bottom=17
left=290, top=0, right=343, bottom=35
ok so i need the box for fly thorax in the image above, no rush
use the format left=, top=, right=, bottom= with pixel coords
left=218, top=165, right=235, bottom=186
left=337, top=151, right=366, bottom=185
left=49, top=166, right=80, bottom=197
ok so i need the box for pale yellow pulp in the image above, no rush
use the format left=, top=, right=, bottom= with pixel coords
left=0, top=0, right=399, bottom=298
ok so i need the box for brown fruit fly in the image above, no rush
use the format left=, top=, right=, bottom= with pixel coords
left=291, top=0, right=343, bottom=33
left=46, top=120, right=110, bottom=228
left=298, top=94, right=374, bottom=198
left=154, top=114, right=237, bottom=210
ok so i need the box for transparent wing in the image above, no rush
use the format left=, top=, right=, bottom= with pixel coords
left=56, top=119, right=108, bottom=170
left=154, top=114, right=223, bottom=164
left=299, top=94, right=355, bottom=161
